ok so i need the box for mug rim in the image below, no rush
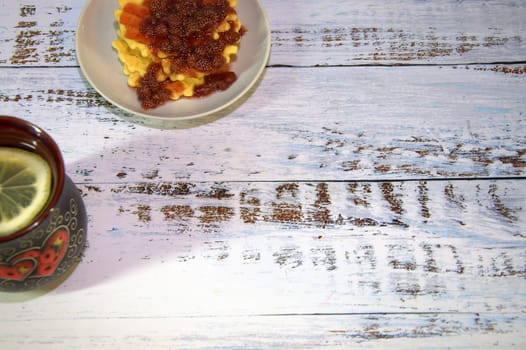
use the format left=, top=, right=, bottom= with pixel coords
left=0, top=116, right=65, bottom=243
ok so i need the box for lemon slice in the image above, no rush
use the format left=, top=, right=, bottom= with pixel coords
left=0, top=147, right=52, bottom=238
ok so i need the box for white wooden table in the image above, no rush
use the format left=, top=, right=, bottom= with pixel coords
left=1, top=0, right=526, bottom=348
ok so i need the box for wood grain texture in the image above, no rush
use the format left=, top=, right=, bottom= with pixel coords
left=2, top=179, right=525, bottom=348
left=0, top=0, right=525, bottom=348
left=1, top=0, right=525, bottom=67
left=0, top=65, right=525, bottom=181
left=1, top=314, right=524, bottom=349
left=267, top=0, right=526, bottom=66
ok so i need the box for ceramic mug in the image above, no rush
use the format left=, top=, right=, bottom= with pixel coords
left=0, top=116, right=87, bottom=292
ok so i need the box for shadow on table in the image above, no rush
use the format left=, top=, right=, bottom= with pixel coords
left=0, top=66, right=284, bottom=299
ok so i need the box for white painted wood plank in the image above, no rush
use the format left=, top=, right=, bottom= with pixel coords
left=265, top=0, right=526, bottom=66
left=0, top=0, right=525, bottom=66
left=0, top=1, right=78, bottom=65
left=1, top=0, right=525, bottom=348
left=0, top=314, right=524, bottom=349
left=1, top=65, right=525, bottom=181
left=1, top=180, right=524, bottom=312
left=1, top=178, right=525, bottom=346
left=84, top=179, right=526, bottom=242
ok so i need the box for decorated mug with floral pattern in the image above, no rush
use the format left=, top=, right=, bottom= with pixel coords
left=0, top=116, right=87, bottom=292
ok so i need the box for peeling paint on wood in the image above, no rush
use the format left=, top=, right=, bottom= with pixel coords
left=1, top=0, right=525, bottom=348
left=1, top=65, right=525, bottom=182
left=265, top=0, right=526, bottom=66
left=90, top=180, right=526, bottom=240
left=1, top=2, right=76, bottom=65
left=1, top=0, right=526, bottom=67
left=271, top=25, right=524, bottom=64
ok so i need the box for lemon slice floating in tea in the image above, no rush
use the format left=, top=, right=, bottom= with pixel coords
left=0, top=147, right=52, bottom=237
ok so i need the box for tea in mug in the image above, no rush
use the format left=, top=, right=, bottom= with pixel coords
left=0, top=146, right=52, bottom=238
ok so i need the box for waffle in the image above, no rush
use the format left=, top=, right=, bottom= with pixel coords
left=111, top=0, right=243, bottom=108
